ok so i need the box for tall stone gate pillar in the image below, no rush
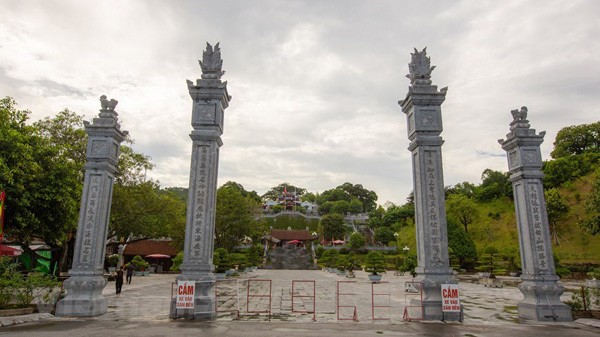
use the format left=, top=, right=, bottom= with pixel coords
left=169, top=43, right=231, bottom=319
left=498, top=107, right=572, bottom=322
left=56, top=96, right=127, bottom=316
left=399, top=48, right=460, bottom=321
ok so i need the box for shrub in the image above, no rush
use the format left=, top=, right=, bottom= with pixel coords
left=171, top=251, right=183, bottom=272
left=365, top=251, right=386, bottom=275
left=107, top=254, right=120, bottom=267
left=130, top=255, right=150, bottom=270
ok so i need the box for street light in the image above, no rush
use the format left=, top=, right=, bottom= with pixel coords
left=311, top=232, right=317, bottom=236
left=403, top=246, right=410, bottom=252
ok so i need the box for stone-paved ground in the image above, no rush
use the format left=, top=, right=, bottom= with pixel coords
left=98, top=270, right=579, bottom=325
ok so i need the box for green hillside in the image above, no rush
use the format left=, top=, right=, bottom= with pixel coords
left=395, top=170, right=600, bottom=266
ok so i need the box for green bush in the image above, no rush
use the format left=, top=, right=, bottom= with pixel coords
left=315, top=246, right=325, bottom=259
left=365, top=251, right=386, bottom=275
left=107, top=254, right=120, bottom=267
left=399, top=254, right=417, bottom=277
left=130, top=255, right=150, bottom=270
left=171, top=251, right=183, bottom=272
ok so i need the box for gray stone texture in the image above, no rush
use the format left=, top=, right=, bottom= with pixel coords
left=398, top=48, right=460, bottom=321
left=56, top=96, right=127, bottom=317
left=169, top=43, right=231, bottom=319
left=499, top=107, right=572, bottom=322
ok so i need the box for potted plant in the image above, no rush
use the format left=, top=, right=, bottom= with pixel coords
left=365, top=251, right=386, bottom=282
left=213, top=251, right=229, bottom=280
left=107, top=254, right=119, bottom=273
left=130, top=255, right=150, bottom=276
left=345, top=252, right=357, bottom=278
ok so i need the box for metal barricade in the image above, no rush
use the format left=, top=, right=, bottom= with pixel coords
left=402, top=281, right=423, bottom=322
left=371, top=281, right=390, bottom=320
left=247, top=279, right=272, bottom=321
left=336, top=280, right=358, bottom=322
left=215, top=279, right=240, bottom=319
left=291, top=280, right=316, bottom=321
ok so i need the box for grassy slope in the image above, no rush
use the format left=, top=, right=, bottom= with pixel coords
left=396, top=171, right=600, bottom=264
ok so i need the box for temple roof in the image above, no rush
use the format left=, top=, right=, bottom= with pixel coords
left=123, top=239, right=179, bottom=257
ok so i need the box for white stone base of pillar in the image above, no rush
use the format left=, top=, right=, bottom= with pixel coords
left=55, top=275, right=108, bottom=317
left=169, top=276, right=216, bottom=320
left=412, top=270, right=463, bottom=321
left=517, top=280, right=572, bottom=322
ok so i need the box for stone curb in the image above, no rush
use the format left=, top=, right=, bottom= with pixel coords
left=575, top=318, right=600, bottom=329
left=0, top=313, right=55, bottom=327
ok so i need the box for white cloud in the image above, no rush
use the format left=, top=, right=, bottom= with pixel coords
left=1, top=0, right=598, bottom=205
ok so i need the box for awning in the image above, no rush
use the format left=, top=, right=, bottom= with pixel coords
left=286, top=240, right=301, bottom=244
left=1, top=245, right=23, bottom=257
left=145, top=254, right=172, bottom=258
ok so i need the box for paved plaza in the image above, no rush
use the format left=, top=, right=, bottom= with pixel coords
left=1, top=270, right=598, bottom=336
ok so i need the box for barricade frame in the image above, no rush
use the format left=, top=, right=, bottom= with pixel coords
left=291, top=280, right=316, bottom=321
left=246, top=279, right=272, bottom=321
left=371, top=281, right=390, bottom=321
left=402, top=281, right=424, bottom=322
left=336, top=280, right=358, bottom=322
left=215, top=279, right=240, bottom=319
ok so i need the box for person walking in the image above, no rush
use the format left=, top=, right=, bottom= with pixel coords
left=126, top=263, right=135, bottom=284
left=115, top=266, right=124, bottom=297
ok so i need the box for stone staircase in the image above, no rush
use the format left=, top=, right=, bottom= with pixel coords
left=264, top=246, right=316, bottom=270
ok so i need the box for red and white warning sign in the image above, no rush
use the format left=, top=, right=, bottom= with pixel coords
left=176, top=281, right=195, bottom=309
left=441, top=284, right=460, bottom=312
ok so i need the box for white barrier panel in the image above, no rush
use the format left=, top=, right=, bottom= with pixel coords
left=441, top=284, right=460, bottom=312
left=176, top=281, right=195, bottom=309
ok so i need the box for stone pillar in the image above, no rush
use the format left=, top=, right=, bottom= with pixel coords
left=169, top=43, right=231, bottom=319
left=56, top=96, right=127, bottom=317
left=498, top=107, right=572, bottom=322
left=398, top=48, right=460, bottom=321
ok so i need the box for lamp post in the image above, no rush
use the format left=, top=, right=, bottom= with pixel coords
left=403, top=246, right=410, bottom=254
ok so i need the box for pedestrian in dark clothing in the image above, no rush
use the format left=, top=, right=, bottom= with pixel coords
left=115, top=266, right=124, bottom=297
left=126, top=264, right=135, bottom=284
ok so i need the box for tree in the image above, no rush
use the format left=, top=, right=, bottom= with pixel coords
left=446, top=194, right=479, bottom=233
left=348, top=233, right=366, bottom=250
left=302, top=192, right=317, bottom=203
left=214, top=186, right=262, bottom=252
left=374, top=227, right=395, bottom=245
left=317, top=182, right=378, bottom=212
left=0, top=98, right=82, bottom=275
left=581, top=177, right=600, bottom=235
left=329, top=200, right=350, bottom=214
left=551, top=122, right=600, bottom=159
left=220, top=181, right=261, bottom=203
left=475, top=169, right=512, bottom=201
left=261, top=183, right=306, bottom=201
left=320, top=214, right=346, bottom=240
left=445, top=182, right=477, bottom=198
left=544, top=188, right=570, bottom=245
left=446, top=219, right=477, bottom=268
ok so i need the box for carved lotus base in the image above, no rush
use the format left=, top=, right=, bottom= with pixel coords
left=55, top=274, right=108, bottom=317
left=517, top=280, right=572, bottom=322
left=411, top=269, right=462, bottom=321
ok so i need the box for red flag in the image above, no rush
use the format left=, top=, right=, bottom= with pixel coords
left=283, top=186, right=287, bottom=195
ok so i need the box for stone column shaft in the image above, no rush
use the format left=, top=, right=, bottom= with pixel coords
left=499, top=107, right=572, bottom=322
left=399, top=48, right=460, bottom=321
left=170, top=43, right=231, bottom=319
left=56, top=96, right=127, bottom=317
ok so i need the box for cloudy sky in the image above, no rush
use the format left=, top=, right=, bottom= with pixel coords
left=1, top=0, right=598, bottom=205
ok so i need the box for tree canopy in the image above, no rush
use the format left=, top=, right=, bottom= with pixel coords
left=320, top=213, right=346, bottom=240
left=551, top=122, right=600, bottom=159
left=215, top=184, right=262, bottom=252
left=261, top=182, right=307, bottom=201
left=317, top=182, right=378, bottom=213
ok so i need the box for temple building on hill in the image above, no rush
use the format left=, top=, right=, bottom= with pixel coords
left=263, top=228, right=318, bottom=247
left=262, top=189, right=318, bottom=213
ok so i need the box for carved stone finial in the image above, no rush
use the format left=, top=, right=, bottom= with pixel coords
left=199, top=42, right=225, bottom=79
left=99, top=95, right=118, bottom=111
left=509, top=106, right=530, bottom=130
left=406, top=47, right=436, bottom=85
